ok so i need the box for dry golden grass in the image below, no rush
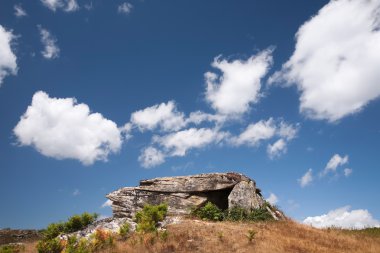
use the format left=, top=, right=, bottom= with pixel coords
left=20, top=219, right=380, bottom=253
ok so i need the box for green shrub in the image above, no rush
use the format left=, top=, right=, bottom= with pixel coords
left=37, top=212, right=98, bottom=253
left=247, top=208, right=274, bottom=221
left=192, top=202, right=224, bottom=221
left=193, top=202, right=274, bottom=222
left=65, top=213, right=98, bottom=233
left=0, top=244, right=25, bottom=253
left=119, top=222, right=130, bottom=239
left=225, top=206, right=248, bottom=221
left=36, top=238, right=63, bottom=253
left=43, top=222, right=65, bottom=240
left=135, top=203, right=168, bottom=233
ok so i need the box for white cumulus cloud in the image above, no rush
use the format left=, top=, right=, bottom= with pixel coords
left=270, top=0, right=380, bottom=122
left=303, top=206, right=380, bottom=229
left=118, top=2, right=133, bottom=15
left=266, top=193, right=279, bottom=205
left=38, top=26, right=60, bottom=59
left=130, top=101, right=186, bottom=132
left=153, top=128, right=228, bottom=157
left=13, top=91, right=122, bottom=165
left=231, top=118, right=276, bottom=146
left=138, top=146, right=166, bottom=169
left=205, top=49, right=273, bottom=116
left=299, top=168, right=313, bottom=187
left=14, top=4, right=27, bottom=17
left=0, top=25, right=17, bottom=87
left=322, top=154, right=349, bottom=176
left=231, top=119, right=298, bottom=155
left=40, top=0, right=79, bottom=12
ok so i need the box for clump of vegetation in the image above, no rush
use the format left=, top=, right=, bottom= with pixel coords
left=247, top=207, right=274, bottom=221
left=0, top=244, right=25, bottom=253
left=42, top=213, right=98, bottom=240
left=192, top=202, right=275, bottom=222
left=158, top=230, right=169, bottom=242
left=224, top=206, right=249, bottom=221
left=134, top=203, right=168, bottom=233
left=192, top=202, right=224, bottom=221
left=36, top=238, right=63, bottom=253
left=36, top=212, right=98, bottom=253
left=90, top=229, right=114, bottom=251
left=246, top=229, right=256, bottom=243
left=118, top=222, right=131, bottom=239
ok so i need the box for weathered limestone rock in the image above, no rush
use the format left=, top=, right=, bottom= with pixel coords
left=106, top=172, right=282, bottom=219
left=228, top=181, right=264, bottom=210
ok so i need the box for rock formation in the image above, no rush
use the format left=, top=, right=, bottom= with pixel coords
left=107, top=172, right=283, bottom=220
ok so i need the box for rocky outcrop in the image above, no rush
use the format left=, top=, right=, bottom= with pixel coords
left=107, top=172, right=282, bottom=220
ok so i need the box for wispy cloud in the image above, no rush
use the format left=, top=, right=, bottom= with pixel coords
left=40, top=0, right=79, bottom=12
left=298, top=169, right=313, bottom=187
left=0, top=25, right=17, bottom=87
left=118, top=2, right=133, bottom=15
left=321, top=154, right=349, bottom=176
left=14, top=4, right=27, bottom=17
left=38, top=26, right=60, bottom=59
left=73, top=189, right=80, bottom=196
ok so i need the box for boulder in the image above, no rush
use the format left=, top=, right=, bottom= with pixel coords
left=106, top=172, right=282, bottom=219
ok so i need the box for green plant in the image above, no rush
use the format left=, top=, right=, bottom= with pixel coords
left=90, top=229, right=114, bottom=251
left=37, top=212, right=98, bottom=253
left=65, top=213, right=98, bottom=234
left=246, top=229, right=256, bottom=243
left=0, top=244, right=25, bottom=253
left=217, top=231, right=224, bottom=241
left=158, top=230, right=169, bottom=242
left=225, top=206, right=248, bottom=221
left=64, top=236, right=89, bottom=253
left=192, top=202, right=224, bottom=221
left=135, top=203, right=168, bottom=233
left=119, top=222, right=130, bottom=239
left=36, top=238, right=63, bottom=253
left=247, top=208, right=274, bottom=221
left=43, top=222, right=66, bottom=240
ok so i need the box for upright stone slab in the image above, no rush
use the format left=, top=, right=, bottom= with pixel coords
left=228, top=181, right=264, bottom=210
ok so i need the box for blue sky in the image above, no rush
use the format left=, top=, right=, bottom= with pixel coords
left=1, top=0, right=380, bottom=229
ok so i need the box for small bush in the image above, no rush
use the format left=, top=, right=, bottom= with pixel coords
left=65, top=213, right=98, bottom=234
left=192, top=202, right=224, bottom=221
left=135, top=203, right=168, bottom=233
left=193, top=202, right=274, bottom=222
left=43, top=222, right=65, bottom=240
left=90, top=229, right=114, bottom=251
left=0, top=244, right=25, bottom=253
left=225, top=206, right=248, bottom=221
left=246, top=229, right=256, bottom=242
left=119, top=222, right=130, bottom=239
left=158, top=230, right=169, bottom=242
left=247, top=208, right=274, bottom=221
left=36, top=238, right=63, bottom=253
left=37, top=212, right=98, bottom=253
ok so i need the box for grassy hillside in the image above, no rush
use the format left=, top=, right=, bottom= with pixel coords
left=15, top=219, right=380, bottom=253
